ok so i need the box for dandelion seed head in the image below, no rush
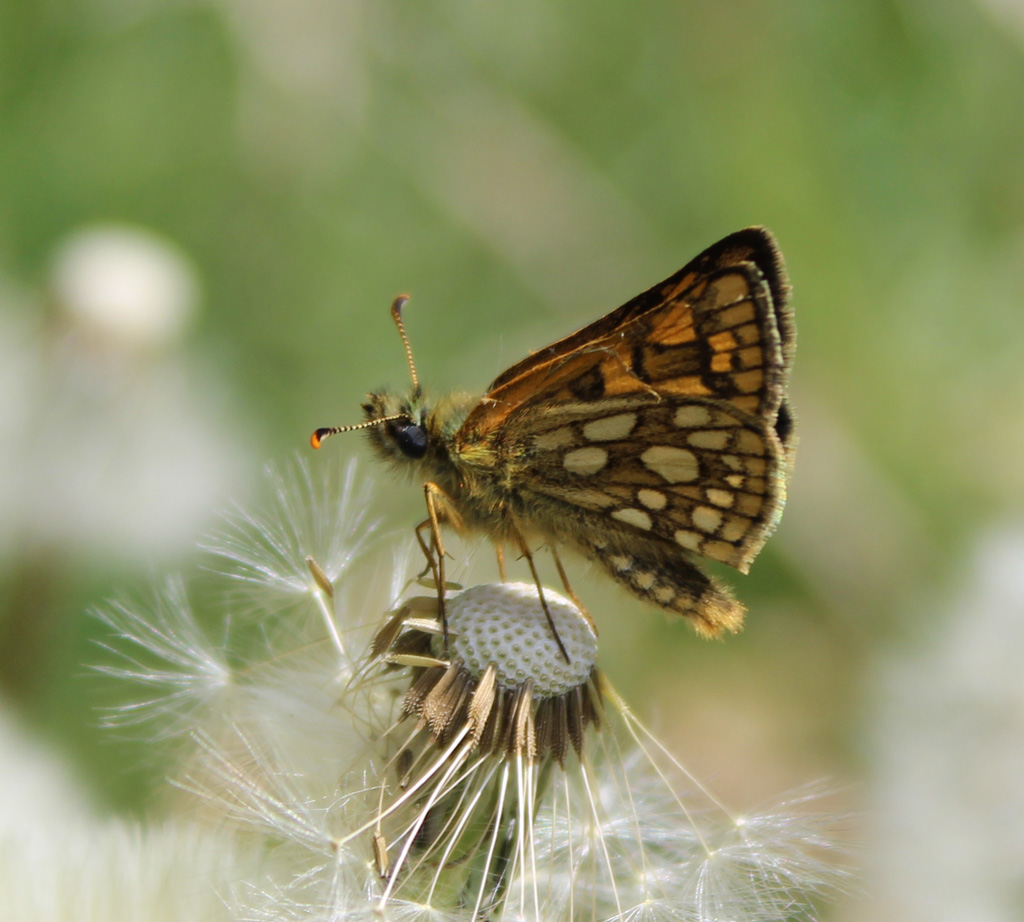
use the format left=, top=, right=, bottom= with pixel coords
left=95, top=456, right=849, bottom=922
left=443, top=582, right=598, bottom=697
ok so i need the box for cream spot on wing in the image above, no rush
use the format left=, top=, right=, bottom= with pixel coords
left=534, top=427, right=575, bottom=450
left=637, top=488, right=667, bottom=511
left=674, top=405, right=711, bottom=428
left=692, top=506, right=723, bottom=534
left=583, top=412, right=637, bottom=442
left=705, top=540, right=737, bottom=564
left=675, top=529, right=701, bottom=552
left=736, top=430, right=764, bottom=454
left=706, top=488, right=734, bottom=508
left=735, top=494, right=763, bottom=516
left=634, top=571, right=656, bottom=590
left=721, top=516, right=750, bottom=543
left=719, top=302, right=755, bottom=328
left=609, top=555, right=632, bottom=572
left=725, top=474, right=745, bottom=488
left=641, top=446, right=699, bottom=483
left=739, top=345, right=763, bottom=368
left=734, top=369, right=764, bottom=392
left=735, top=323, right=760, bottom=345
left=563, top=446, right=608, bottom=476
left=722, top=454, right=743, bottom=471
left=612, top=507, right=652, bottom=531
left=688, top=429, right=730, bottom=450
left=654, top=585, right=676, bottom=604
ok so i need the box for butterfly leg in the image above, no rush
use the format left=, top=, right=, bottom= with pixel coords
left=412, top=518, right=437, bottom=581
left=495, top=544, right=507, bottom=582
left=423, top=481, right=458, bottom=651
left=513, top=531, right=571, bottom=663
left=549, top=546, right=595, bottom=631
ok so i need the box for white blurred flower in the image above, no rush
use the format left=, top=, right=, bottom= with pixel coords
left=0, top=227, right=247, bottom=564
left=0, top=705, right=253, bottom=922
left=865, top=526, right=1024, bottom=922
left=51, top=224, right=198, bottom=348
left=98, top=457, right=849, bottom=921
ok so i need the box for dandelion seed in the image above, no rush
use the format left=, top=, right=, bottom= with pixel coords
left=201, top=456, right=379, bottom=654
left=94, top=576, right=232, bottom=737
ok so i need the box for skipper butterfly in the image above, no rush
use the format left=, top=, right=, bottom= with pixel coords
left=313, top=227, right=795, bottom=641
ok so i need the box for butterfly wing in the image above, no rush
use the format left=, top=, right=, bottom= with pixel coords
left=464, top=226, right=793, bottom=437
left=502, top=393, right=786, bottom=572
left=455, top=227, right=794, bottom=634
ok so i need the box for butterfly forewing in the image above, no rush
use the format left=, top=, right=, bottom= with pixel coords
left=461, top=229, right=792, bottom=444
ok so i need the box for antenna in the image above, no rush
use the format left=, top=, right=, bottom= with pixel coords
left=310, top=294, right=421, bottom=450
left=391, top=295, right=420, bottom=392
left=310, top=414, right=407, bottom=449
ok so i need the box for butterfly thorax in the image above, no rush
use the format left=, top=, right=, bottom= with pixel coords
left=362, top=388, right=508, bottom=524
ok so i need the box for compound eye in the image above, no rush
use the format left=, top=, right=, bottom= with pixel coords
left=393, top=421, right=428, bottom=459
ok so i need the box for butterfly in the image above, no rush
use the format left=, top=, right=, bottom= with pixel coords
left=313, top=227, right=795, bottom=643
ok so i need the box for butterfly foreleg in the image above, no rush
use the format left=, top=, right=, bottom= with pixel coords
left=513, top=530, right=571, bottom=664
left=422, top=480, right=463, bottom=652
left=412, top=517, right=439, bottom=583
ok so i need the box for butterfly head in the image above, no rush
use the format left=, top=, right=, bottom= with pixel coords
left=312, top=387, right=475, bottom=492
left=311, top=296, right=425, bottom=458
left=360, top=389, right=430, bottom=462
left=311, top=387, right=428, bottom=454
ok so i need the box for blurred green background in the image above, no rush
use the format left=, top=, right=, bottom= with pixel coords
left=2, top=1, right=1024, bottom=918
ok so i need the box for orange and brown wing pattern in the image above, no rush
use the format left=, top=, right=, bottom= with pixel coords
left=458, top=227, right=792, bottom=447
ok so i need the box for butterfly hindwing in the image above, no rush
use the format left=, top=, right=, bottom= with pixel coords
left=508, top=395, right=785, bottom=573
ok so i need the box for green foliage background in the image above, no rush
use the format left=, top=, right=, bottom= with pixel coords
left=2, top=1, right=1023, bottom=913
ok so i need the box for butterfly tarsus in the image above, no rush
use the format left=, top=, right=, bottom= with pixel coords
left=412, top=519, right=437, bottom=581
left=549, top=546, right=594, bottom=631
